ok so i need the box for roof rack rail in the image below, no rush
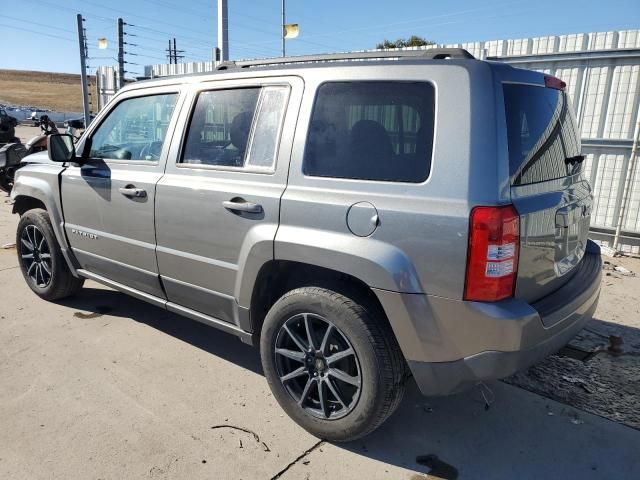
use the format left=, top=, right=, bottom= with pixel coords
left=215, top=61, right=237, bottom=70
left=217, top=48, right=474, bottom=70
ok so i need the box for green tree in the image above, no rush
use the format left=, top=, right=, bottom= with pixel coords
left=376, top=35, right=436, bottom=49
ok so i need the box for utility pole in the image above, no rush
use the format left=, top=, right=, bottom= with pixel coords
left=281, top=0, right=285, bottom=57
left=166, top=38, right=184, bottom=64
left=167, top=39, right=174, bottom=64
left=76, top=14, right=91, bottom=129
left=117, top=18, right=125, bottom=89
left=217, top=0, right=228, bottom=62
left=173, top=38, right=184, bottom=63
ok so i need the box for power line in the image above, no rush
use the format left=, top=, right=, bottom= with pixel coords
left=24, top=0, right=113, bottom=23
left=128, top=23, right=271, bottom=53
left=298, top=0, right=528, bottom=41
left=19, top=0, right=217, bottom=57
left=68, top=0, right=283, bottom=57
left=16, top=0, right=286, bottom=61
left=76, top=0, right=217, bottom=40
left=2, top=15, right=77, bottom=35
left=0, top=23, right=76, bottom=43
left=138, top=0, right=213, bottom=22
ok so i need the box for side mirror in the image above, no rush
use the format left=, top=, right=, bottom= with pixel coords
left=48, top=134, right=76, bottom=163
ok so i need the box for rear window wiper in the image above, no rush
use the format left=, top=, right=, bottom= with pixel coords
left=565, top=154, right=585, bottom=166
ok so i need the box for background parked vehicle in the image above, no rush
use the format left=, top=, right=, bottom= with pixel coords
left=0, top=108, right=19, bottom=128
left=30, top=110, right=48, bottom=126
left=0, top=133, right=49, bottom=193
left=63, top=115, right=94, bottom=130
left=0, top=108, right=20, bottom=152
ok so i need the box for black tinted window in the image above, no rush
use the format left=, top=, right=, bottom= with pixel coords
left=304, top=82, right=435, bottom=182
left=504, top=84, right=581, bottom=185
left=182, top=88, right=260, bottom=167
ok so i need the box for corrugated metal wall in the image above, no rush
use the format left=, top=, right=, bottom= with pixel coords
left=105, top=29, right=640, bottom=250
left=145, top=61, right=216, bottom=78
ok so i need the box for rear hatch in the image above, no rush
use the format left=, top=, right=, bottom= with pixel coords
left=503, top=78, right=592, bottom=306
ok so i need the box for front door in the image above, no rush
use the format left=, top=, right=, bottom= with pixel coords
left=61, top=88, right=182, bottom=298
left=155, top=77, right=302, bottom=327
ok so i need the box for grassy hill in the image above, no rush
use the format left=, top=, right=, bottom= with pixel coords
left=0, top=69, right=97, bottom=113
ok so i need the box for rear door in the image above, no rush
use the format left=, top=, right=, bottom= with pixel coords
left=504, top=80, right=592, bottom=303
left=155, top=76, right=302, bottom=326
left=61, top=87, right=182, bottom=297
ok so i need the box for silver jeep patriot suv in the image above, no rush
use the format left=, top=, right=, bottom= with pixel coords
left=11, top=49, right=601, bottom=441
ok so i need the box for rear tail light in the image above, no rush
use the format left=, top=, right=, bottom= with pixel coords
left=544, top=75, right=566, bottom=90
left=464, top=205, right=520, bottom=302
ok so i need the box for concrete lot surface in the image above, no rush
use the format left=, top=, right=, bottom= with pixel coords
left=1, top=192, right=639, bottom=479
left=14, top=125, right=53, bottom=143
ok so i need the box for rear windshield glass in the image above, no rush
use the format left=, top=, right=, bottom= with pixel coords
left=503, top=84, right=581, bottom=186
left=303, top=82, right=435, bottom=183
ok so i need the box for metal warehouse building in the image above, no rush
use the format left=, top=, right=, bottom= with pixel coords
left=105, top=29, right=640, bottom=251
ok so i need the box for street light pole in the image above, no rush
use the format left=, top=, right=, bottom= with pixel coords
left=76, top=14, right=91, bottom=129
left=217, top=0, right=229, bottom=62
left=281, top=0, right=285, bottom=57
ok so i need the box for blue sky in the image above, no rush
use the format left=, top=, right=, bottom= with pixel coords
left=1, top=0, right=639, bottom=74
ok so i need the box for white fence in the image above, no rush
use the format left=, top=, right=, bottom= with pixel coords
left=101, top=29, right=640, bottom=251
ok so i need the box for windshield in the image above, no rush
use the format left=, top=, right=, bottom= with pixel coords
left=503, top=84, right=581, bottom=186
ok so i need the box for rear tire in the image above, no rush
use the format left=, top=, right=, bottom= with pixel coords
left=16, top=209, right=84, bottom=300
left=260, top=286, right=406, bottom=442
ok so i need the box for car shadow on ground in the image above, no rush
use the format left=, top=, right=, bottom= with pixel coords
left=57, top=287, right=639, bottom=480
left=56, top=286, right=264, bottom=375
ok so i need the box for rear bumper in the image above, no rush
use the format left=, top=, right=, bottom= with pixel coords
left=374, top=241, right=602, bottom=396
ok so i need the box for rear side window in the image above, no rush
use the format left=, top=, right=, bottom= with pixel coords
left=182, top=88, right=260, bottom=168
left=303, top=82, right=435, bottom=183
left=182, top=86, right=289, bottom=170
left=504, top=84, right=581, bottom=186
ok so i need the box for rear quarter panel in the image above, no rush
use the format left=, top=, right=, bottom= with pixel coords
left=278, top=61, right=501, bottom=298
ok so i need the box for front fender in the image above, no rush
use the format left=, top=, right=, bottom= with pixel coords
left=11, top=165, right=79, bottom=276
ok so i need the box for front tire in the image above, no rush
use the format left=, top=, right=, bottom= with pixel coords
left=16, top=209, right=84, bottom=300
left=260, top=286, right=406, bottom=442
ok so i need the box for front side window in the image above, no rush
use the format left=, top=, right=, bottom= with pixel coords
left=90, top=93, right=178, bottom=161
left=182, top=86, right=289, bottom=170
left=303, top=82, right=435, bottom=183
